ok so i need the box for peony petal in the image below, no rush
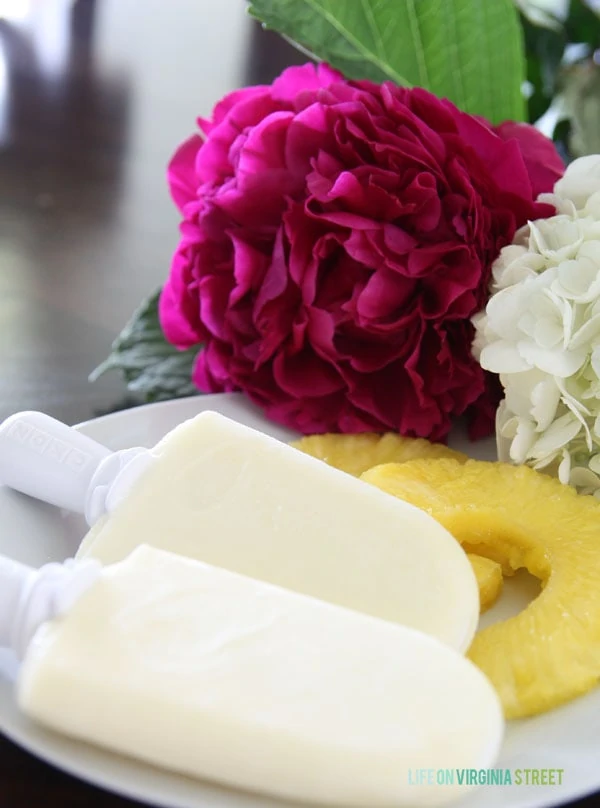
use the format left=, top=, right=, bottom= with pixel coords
left=271, top=63, right=343, bottom=104
left=455, top=112, right=533, bottom=199
left=196, top=91, right=279, bottom=184
left=382, top=223, right=417, bottom=255
left=493, top=120, right=564, bottom=198
left=356, top=270, right=414, bottom=320
left=193, top=341, right=237, bottom=393
left=407, top=243, right=468, bottom=278
left=199, top=85, right=272, bottom=134
left=306, top=307, right=336, bottom=358
left=236, top=111, right=295, bottom=184
left=253, top=228, right=289, bottom=314
left=159, top=276, right=204, bottom=348
left=272, top=350, right=344, bottom=397
left=229, top=234, right=270, bottom=303
left=343, top=230, right=386, bottom=269
left=307, top=203, right=378, bottom=230
left=287, top=105, right=336, bottom=178
left=168, top=135, right=203, bottom=211
left=396, top=170, right=442, bottom=231
left=198, top=275, right=232, bottom=339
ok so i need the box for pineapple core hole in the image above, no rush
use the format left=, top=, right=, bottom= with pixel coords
left=478, top=568, right=542, bottom=631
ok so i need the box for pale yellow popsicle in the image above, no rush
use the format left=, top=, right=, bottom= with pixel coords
left=19, top=546, right=503, bottom=807
left=77, top=412, right=479, bottom=652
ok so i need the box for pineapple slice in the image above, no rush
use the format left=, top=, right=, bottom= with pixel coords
left=362, top=458, right=600, bottom=718
left=291, top=433, right=497, bottom=613
left=291, top=433, right=467, bottom=478
left=467, top=554, right=503, bottom=614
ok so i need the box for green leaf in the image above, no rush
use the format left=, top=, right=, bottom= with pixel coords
left=248, top=0, right=526, bottom=123
left=90, top=289, right=202, bottom=402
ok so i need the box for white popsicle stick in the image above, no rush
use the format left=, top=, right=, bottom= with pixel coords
left=0, top=554, right=100, bottom=659
left=0, top=412, right=153, bottom=527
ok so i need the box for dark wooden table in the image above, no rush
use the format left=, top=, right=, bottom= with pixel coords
left=0, top=1, right=596, bottom=806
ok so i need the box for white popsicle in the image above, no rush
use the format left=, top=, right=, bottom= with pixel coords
left=76, top=411, right=479, bottom=651
left=18, top=545, right=503, bottom=807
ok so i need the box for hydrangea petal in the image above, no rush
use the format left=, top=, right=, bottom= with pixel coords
left=529, top=414, right=581, bottom=461
left=570, top=465, right=600, bottom=489
left=509, top=417, right=537, bottom=463
left=479, top=341, right=531, bottom=373
left=531, top=377, right=561, bottom=431
left=557, top=449, right=571, bottom=484
left=518, top=341, right=586, bottom=376
left=554, top=154, right=600, bottom=209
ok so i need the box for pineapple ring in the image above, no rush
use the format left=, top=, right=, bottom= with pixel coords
left=467, top=554, right=503, bottom=614
left=291, top=434, right=502, bottom=613
left=291, top=432, right=467, bottom=478
left=362, top=458, right=600, bottom=718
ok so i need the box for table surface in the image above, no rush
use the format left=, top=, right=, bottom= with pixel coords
left=0, top=1, right=596, bottom=806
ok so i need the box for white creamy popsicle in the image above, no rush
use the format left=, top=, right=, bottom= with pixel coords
left=75, top=411, right=479, bottom=652
left=0, top=409, right=479, bottom=651
left=13, top=546, right=503, bottom=807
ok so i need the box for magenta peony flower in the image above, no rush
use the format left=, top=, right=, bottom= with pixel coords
left=160, top=64, right=564, bottom=439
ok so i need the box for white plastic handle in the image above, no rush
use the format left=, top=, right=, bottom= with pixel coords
left=0, top=412, right=111, bottom=514
left=0, top=553, right=101, bottom=659
left=0, top=555, right=33, bottom=654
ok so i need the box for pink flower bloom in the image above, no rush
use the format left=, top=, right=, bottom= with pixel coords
left=160, top=63, right=563, bottom=439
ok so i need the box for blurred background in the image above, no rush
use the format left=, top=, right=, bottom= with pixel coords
left=1, top=2, right=600, bottom=805
left=0, top=0, right=303, bottom=423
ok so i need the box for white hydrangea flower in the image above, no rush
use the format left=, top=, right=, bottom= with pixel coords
left=554, top=155, right=600, bottom=210
left=473, top=155, right=600, bottom=496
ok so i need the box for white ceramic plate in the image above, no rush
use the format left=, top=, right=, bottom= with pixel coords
left=0, top=393, right=597, bottom=808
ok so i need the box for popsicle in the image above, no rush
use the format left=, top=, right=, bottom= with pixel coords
left=0, top=410, right=479, bottom=651
left=1, top=545, right=504, bottom=807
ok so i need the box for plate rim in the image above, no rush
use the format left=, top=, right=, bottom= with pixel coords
left=1, top=393, right=598, bottom=808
